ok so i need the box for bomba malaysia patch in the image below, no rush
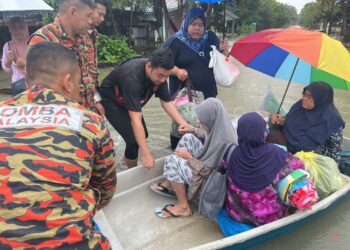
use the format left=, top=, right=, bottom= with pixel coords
left=0, top=104, right=83, bottom=132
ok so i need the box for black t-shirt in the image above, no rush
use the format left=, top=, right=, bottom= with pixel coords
left=163, top=31, right=220, bottom=99
left=99, top=57, right=171, bottom=112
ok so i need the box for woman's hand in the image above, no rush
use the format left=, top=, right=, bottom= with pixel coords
left=178, top=123, right=195, bottom=135
left=5, top=50, right=15, bottom=68
left=175, top=68, right=188, bottom=82
left=16, top=57, right=26, bottom=72
left=173, top=149, right=193, bottom=160
left=271, top=113, right=285, bottom=125
left=219, top=38, right=229, bottom=57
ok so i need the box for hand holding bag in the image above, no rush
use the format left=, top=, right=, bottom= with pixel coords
left=171, top=79, right=204, bottom=138
left=209, top=46, right=240, bottom=88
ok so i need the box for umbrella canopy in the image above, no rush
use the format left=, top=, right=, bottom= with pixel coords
left=0, top=0, right=53, bottom=17
left=230, top=28, right=350, bottom=90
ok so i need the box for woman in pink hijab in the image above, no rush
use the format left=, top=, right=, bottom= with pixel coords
left=1, top=17, right=29, bottom=94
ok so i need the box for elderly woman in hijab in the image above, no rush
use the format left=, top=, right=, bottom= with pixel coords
left=1, top=17, right=29, bottom=95
left=163, top=6, right=228, bottom=99
left=226, top=112, right=305, bottom=226
left=152, top=98, right=236, bottom=218
left=271, top=81, right=345, bottom=164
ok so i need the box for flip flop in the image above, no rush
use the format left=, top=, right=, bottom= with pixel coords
left=150, top=182, right=176, bottom=198
left=154, top=204, right=192, bottom=219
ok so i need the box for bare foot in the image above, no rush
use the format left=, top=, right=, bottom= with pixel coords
left=160, top=180, right=171, bottom=189
left=162, top=203, right=192, bottom=218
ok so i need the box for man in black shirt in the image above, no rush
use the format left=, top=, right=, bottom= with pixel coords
left=99, top=48, right=193, bottom=169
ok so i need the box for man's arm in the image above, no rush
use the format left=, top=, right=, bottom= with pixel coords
left=128, top=110, right=154, bottom=169
left=160, top=100, right=194, bottom=134
left=89, top=120, right=117, bottom=210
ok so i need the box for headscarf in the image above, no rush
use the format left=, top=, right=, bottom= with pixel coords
left=195, top=98, right=237, bottom=168
left=175, top=6, right=208, bottom=56
left=284, top=81, right=345, bottom=153
left=228, top=112, right=289, bottom=192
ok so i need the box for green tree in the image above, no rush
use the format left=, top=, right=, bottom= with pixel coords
left=233, top=0, right=296, bottom=31
left=316, top=0, right=341, bottom=34
left=299, top=2, right=319, bottom=29
left=43, top=0, right=57, bottom=24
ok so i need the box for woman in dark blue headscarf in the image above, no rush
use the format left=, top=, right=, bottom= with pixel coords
left=225, top=112, right=305, bottom=226
left=163, top=6, right=228, bottom=149
left=271, top=81, right=345, bottom=164
left=163, top=6, right=228, bottom=99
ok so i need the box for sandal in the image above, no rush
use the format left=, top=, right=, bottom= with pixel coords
left=150, top=182, right=176, bottom=198
left=154, top=204, right=192, bottom=219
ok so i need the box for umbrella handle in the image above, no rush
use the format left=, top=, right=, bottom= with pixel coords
left=278, top=57, right=300, bottom=113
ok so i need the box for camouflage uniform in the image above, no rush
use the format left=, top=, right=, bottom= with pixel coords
left=29, top=17, right=97, bottom=110
left=0, top=85, right=116, bottom=249
left=82, top=28, right=100, bottom=91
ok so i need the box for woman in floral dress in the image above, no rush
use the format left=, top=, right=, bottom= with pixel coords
left=225, top=112, right=305, bottom=226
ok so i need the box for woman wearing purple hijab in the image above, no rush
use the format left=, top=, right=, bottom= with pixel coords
left=225, top=112, right=305, bottom=226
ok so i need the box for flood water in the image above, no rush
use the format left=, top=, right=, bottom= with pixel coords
left=110, top=60, right=350, bottom=250
left=0, top=58, right=349, bottom=249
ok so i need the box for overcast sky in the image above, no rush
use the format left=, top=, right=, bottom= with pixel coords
left=277, top=0, right=315, bottom=13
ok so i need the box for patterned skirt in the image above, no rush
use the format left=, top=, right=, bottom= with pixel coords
left=163, top=133, right=203, bottom=184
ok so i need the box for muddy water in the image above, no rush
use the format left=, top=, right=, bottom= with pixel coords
left=116, top=60, right=350, bottom=250
left=1, top=58, right=349, bottom=249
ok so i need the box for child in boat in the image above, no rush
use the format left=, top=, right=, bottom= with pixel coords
left=225, top=112, right=305, bottom=226
left=152, top=98, right=237, bottom=218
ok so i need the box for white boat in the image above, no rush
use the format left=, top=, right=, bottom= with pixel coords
left=95, top=157, right=350, bottom=250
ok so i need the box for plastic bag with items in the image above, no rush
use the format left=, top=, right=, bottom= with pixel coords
left=259, top=86, right=287, bottom=116
left=259, top=86, right=288, bottom=130
left=277, top=169, right=319, bottom=210
left=295, top=151, right=346, bottom=199
left=209, top=46, right=240, bottom=88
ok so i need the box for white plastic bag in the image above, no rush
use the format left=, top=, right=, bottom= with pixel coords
left=209, top=46, right=240, bottom=88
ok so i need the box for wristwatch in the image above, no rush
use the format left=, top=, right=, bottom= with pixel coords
left=94, top=93, right=102, bottom=103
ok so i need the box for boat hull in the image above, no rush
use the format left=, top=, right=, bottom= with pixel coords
left=96, top=139, right=350, bottom=249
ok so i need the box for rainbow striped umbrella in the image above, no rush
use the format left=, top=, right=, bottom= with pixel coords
left=230, top=28, right=350, bottom=109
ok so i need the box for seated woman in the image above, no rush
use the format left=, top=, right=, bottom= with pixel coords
left=152, top=98, right=236, bottom=218
left=271, top=81, right=345, bottom=164
left=226, top=112, right=304, bottom=226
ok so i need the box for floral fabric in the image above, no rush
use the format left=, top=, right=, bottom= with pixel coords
left=314, top=127, right=343, bottom=164
left=225, top=155, right=304, bottom=226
